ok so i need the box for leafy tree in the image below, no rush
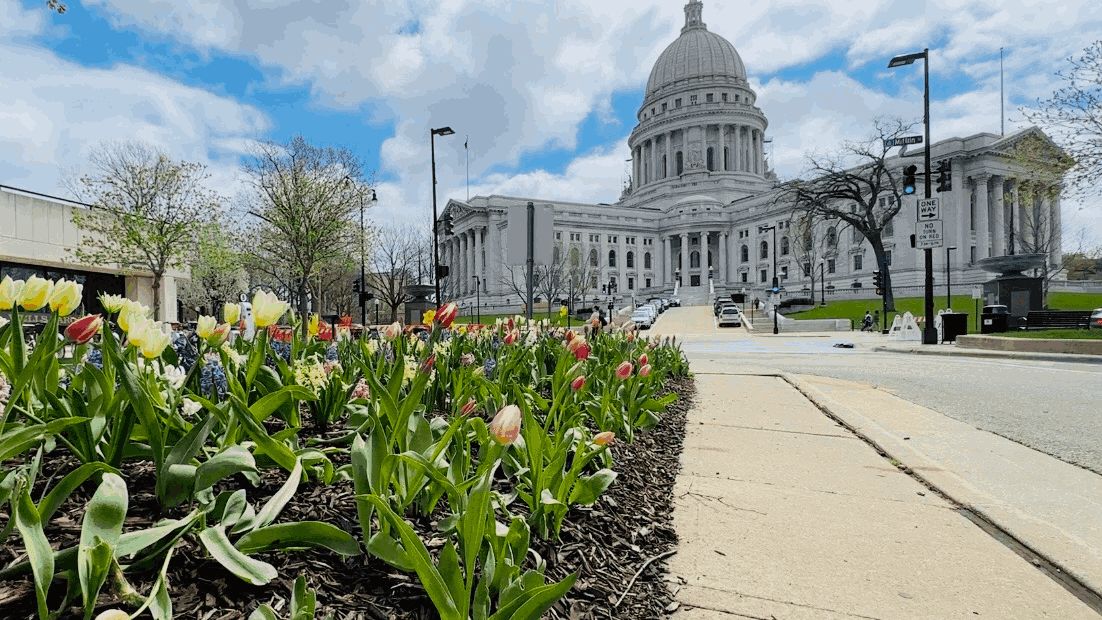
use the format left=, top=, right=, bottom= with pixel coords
left=775, top=119, right=915, bottom=312
left=178, top=222, right=247, bottom=317
left=70, top=142, right=218, bottom=320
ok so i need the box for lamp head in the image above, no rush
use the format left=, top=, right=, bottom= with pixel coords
left=888, top=51, right=926, bottom=68
left=432, top=126, right=456, bottom=136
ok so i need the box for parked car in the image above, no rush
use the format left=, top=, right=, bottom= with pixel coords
left=1090, top=308, right=1102, bottom=329
left=717, top=306, right=743, bottom=327
left=630, top=310, right=654, bottom=329
left=670, top=297, right=681, bottom=307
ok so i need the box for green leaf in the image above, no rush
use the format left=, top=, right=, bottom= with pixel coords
left=195, top=445, right=257, bottom=495
left=115, top=513, right=199, bottom=559
left=489, top=573, right=577, bottom=620
left=438, top=540, right=466, bottom=611
left=235, top=521, right=361, bottom=556
left=0, top=418, right=88, bottom=462
left=37, top=463, right=119, bottom=524
left=229, top=395, right=298, bottom=473
left=291, top=575, right=317, bottom=620
left=248, top=605, right=279, bottom=620
left=78, top=473, right=127, bottom=620
left=160, top=464, right=198, bottom=509
left=199, top=526, right=278, bottom=586
left=13, top=483, right=54, bottom=620
left=248, top=458, right=303, bottom=532
left=568, top=469, right=617, bottom=506
left=158, top=414, right=216, bottom=502
left=366, top=531, right=416, bottom=572
left=248, top=385, right=316, bottom=422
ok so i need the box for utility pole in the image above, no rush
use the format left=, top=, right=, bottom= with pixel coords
left=525, top=201, right=535, bottom=321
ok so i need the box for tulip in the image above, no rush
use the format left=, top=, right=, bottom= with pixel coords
left=573, top=341, right=591, bottom=361
left=223, top=302, right=241, bottom=325
left=139, top=324, right=172, bottom=359
left=436, top=302, right=458, bottom=328
left=383, top=322, right=402, bottom=341
left=615, top=361, right=633, bottom=380
left=460, top=399, right=478, bottom=417
left=196, top=315, right=217, bottom=340
left=594, top=431, right=616, bottom=446
left=118, top=301, right=150, bottom=333
left=564, top=329, right=576, bottom=343
left=489, top=405, right=522, bottom=445
left=64, top=314, right=103, bottom=344
left=99, top=294, right=126, bottom=314
left=48, top=279, right=83, bottom=316
left=210, top=322, right=231, bottom=345
left=126, top=316, right=153, bottom=349
left=0, top=276, right=23, bottom=311
left=639, top=363, right=652, bottom=377
left=18, top=275, right=53, bottom=311
left=420, top=354, right=436, bottom=373
left=308, top=314, right=320, bottom=337
left=460, top=352, right=475, bottom=366
left=252, top=290, right=289, bottom=328
left=422, top=308, right=436, bottom=325
left=571, top=375, right=586, bottom=392
left=638, top=353, right=649, bottom=366
left=95, top=611, right=130, bottom=620
left=503, top=329, right=519, bottom=345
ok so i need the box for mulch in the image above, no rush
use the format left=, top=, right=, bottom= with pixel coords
left=0, top=377, right=694, bottom=619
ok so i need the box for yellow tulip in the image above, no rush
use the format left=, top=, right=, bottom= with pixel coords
left=100, top=294, right=126, bottom=314
left=94, top=610, right=130, bottom=620
left=196, top=315, right=217, bottom=340
left=308, top=314, right=320, bottom=337
left=118, top=301, right=150, bottom=333
left=139, top=324, right=172, bottom=359
left=48, top=279, right=83, bottom=317
left=223, top=302, right=240, bottom=325
left=18, top=275, right=53, bottom=311
left=126, top=316, right=153, bottom=348
left=0, top=276, right=23, bottom=311
left=252, top=290, right=289, bottom=328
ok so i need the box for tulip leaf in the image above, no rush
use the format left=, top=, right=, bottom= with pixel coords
left=78, top=473, right=127, bottom=620
left=199, top=526, right=277, bottom=586
left=248, top=457, right=303, bottom=532
left=37, top=462, right=119, bottom=524
left=194, top=445, right=257, bottom=495
left=13, top=483, right=53, bottom=620
left=248, top=606, right=279, bottom=620
left=291, top=575, right=317, bottom=619
left=235, top=521, right=361, bottom=556
left=248, top=385, right=316, bottom=422
left=568, top=469, right=617, bottom=506
left=0, top=418, right=88, bottom=462
left=366, top=530, right=416, bottom=572
left=488, top=572, right=578, bottom=620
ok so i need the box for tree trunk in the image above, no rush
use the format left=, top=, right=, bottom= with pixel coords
left=868, top=235, right=896, bottom=313
left=298, top=279, right=310, bottom=338
left=152, top=274, right=163, bottom=322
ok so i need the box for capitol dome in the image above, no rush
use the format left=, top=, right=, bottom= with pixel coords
left=645, top=1, right=747, bottom=98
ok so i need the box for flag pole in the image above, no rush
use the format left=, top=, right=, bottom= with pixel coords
left=465, top=136, right=470, bottom=201
left=1000, top=47, right=1005, bottom=137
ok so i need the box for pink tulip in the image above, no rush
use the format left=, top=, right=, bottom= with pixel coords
left=615, top=361, right=633, bottom=380
left=594, top=431, right=615, bottom=446
left=489, top=405, right=522, bottom=445
left=383, top=322, right=402, bottom=341
left=436, top=302, right=459, bottom=328
left=639, top=364, right=652, bottom=377
left=564, top=329, right=576, bottom=343
left=65, top=314, right=103, bottom=344
left=571, top=375, right=586, bottom=391
left=460, top=399, right=478, bottom=417
left=638, top=353, right=649, bottom=366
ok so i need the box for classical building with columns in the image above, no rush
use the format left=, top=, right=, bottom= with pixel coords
left=440, top=0, right=1065, bottom=310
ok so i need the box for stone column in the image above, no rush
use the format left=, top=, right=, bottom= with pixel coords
left=664, top=133, right=671, bottom=179
left=734, top=126, right=742, bottom=171
left=952, top=158, right=968, bottom=263
left=718, top=231, right=728, bottom=283
left=679, top=233, right=689, bottom=286
left=617, top=235, right=627, bottom=295
left=1009, top=180, right=1021, bottom=255
left=473, top=226, right=483, bottom=295
left=991, top=176, right=1005, bottom=257
left=599, top=233, right=608, bottom=293
left=662, top=235, right=671, bottom=285
left=486, top=215, right=501, bottom=296
left=973, top=175, right=990, bottom=261
left=1050, top=189, right=1063, bottom=267
left=754, top=130, right=762, bottom=174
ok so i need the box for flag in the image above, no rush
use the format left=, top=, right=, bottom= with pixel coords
left=464, top=136, right=468, bottom=150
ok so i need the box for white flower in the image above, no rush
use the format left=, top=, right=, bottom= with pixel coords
left=220, top=342, right=246, bottom=367
left=0, top=315, right=8, bottom=329
left=161, top=364, right=186, bottom=390
left=181, top=398, right=202, bottom=418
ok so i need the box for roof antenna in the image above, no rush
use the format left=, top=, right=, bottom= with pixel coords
left=1000, top=47, right=1005, bottom=137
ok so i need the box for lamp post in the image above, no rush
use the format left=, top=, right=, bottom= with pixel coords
left=817, top=262, right=826, bottom=306
left=889, top=48, right=936, bottom=345
left=759, top=224, right=778, bottom=334
left=342, top=176, right=377, bottom=326
left=945, top=246, right=957, bottom=309
left=374, top=300, right=379, bottom=325
left=472, top=275, right=481, bottom=324
left=430, top=126, right=455, bottom=304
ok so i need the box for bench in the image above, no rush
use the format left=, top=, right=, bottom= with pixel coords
left=1024, top=310, right=1092, bottom=330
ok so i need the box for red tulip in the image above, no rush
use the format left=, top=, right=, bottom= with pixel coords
left=420, top=354, right=436, bottom=373
left=571, top=375, right=586, bottom=391
left=638, top=353, right=649, bottom=366
left=639, top=364, right=652, bottom=377
left=564, top=329, right=576, bottom=343
left=503, top=329, right=519, bottom=345
left=594, top=431, right=615, bottom=446
left=489, top=405, right=522, bottom=445
left=436, top=302, right=459, bottom=328
left=65, top=314, right=103, bottom=344
left=615, top=361, right=633, bottom=380
left=460, top=399, right=478, bottom=416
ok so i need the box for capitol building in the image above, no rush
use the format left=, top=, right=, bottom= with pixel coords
left=440, top=0, right=1065, bottom=311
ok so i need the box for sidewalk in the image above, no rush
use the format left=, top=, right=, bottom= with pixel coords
left=669, top=372, right=1097, bottom=618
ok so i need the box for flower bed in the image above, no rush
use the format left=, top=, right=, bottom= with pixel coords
left=0, top=277, right=691, bottom=619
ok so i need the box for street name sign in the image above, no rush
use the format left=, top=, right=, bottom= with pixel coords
left=972, top=285, right=983, bottom=300
left=915, top=220, right=944, bottom=249
left=884, top=135, right=924, bottom=148
left=917, top=197, right=940, bottom=221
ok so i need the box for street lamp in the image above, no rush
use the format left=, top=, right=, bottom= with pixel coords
left=759, top=224, right=779, bottom=334
left=374, top=299, right=380, bottom=324
left=817, top=262, right=826, bottom=306
left=888, top=48, right=937, bottom=345
left=472, top=275, right=481, bottom=324
left=430, top=126, right=455, bottom=304
left=945, top=246, right=957, bottom=309
left=343, top=176, right=377, bottom=326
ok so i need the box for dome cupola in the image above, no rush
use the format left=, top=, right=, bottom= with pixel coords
left=645, top=1, right=747, bottom=100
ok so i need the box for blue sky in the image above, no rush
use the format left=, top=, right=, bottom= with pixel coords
left=2, top=0, right=1100, bottom=239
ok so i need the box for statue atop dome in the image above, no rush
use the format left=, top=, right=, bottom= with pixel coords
left=683, top=0, right=705, bottom=32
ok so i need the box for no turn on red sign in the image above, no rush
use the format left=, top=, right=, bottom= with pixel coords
left=916, top=220, right=944, bottom=249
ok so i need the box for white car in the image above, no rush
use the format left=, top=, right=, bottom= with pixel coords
left=1090, top=308, right=1102, bottom=329
left=630, top=311, right=654, bottom=329
left=717, top=306, right=743, bottom=327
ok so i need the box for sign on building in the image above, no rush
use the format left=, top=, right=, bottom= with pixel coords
left=505, top=203, right=555, bottom=266
left=915, top=220, right=944, bottom=249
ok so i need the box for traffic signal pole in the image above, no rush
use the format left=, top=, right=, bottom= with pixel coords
left=922, top=49, right=937, bottom=345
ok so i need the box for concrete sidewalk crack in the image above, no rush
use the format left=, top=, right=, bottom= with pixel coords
left=694, top=421, right=855, bottom=439
left=680, top=582, right=885, bottom=619
left=678, top=489, right=768, bottom=516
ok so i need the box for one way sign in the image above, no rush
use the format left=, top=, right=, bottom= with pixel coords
left=917, top=197, right=940, bottom=221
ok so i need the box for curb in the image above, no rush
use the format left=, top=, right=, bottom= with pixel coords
left=871, top=344, right=1102, bottom=365
left=781, top=373, right=1102, bottom=612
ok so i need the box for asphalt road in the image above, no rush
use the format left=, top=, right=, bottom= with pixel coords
left=653, top=307, right=1102, bottom=475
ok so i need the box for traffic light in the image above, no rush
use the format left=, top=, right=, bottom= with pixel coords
left=436, top=264, right=450, bottom=279
left=902, top=165, right=918, bottom=195
left=935, top=159, right=952, bottom=193
left=440, top=214, right=454, bottom=236
left=352, top=280, right=361, bottom=293
left=873, top=270, right=884, bottom=296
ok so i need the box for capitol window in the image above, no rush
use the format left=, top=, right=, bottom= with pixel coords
left=826, top=226, right=838, bottom=247
left=675, top=98, right=682, bottom=108
left=740, top=245, right=749, bottom=262
left=722, top=93, right=729, bottom=102
left=690, top=94, right=698, bottom=105
left=853, top=255, right=863, bottom=271
left=676, top=152, right=684, bottom=175
left=589, top=249, right=599, bottom=267
left=706, top=93, right=714, bottom=103
left=626, top=251, right=635, bottom=268
left=780, top=236, right=790, bottom=256
left=760, top=240, right=769, bottom=260
left=760, top=269, right=767, bottom=283
left=690, top=251, right=701, bottom=269
left=608, top=250, right=617, bottom=267
left=828, top=259, right=836, bottom=274
left=662, top=102, right=668, bottom=112
left=644, top=252, right=652, bottom=269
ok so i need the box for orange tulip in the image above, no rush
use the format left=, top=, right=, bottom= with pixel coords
left=65, top=314, right=103, bottom=344
left=594, top=431, right=616, bottom=446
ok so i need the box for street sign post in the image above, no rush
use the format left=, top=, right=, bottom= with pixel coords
left=884, top=135, right=924, bottom=148
left=915, top=220, right=944, bottom=249
left=917, top=197, right=940, bottom=221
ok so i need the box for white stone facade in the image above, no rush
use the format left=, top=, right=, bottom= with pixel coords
left=441, top=1, right=1065, bottom=310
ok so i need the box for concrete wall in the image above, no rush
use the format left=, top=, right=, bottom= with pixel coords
left=957, top=335, right=1102, bottom=356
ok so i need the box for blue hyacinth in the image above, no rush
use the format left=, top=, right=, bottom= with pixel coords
left=199, top=359, right=229, bottom=400
left=325, top=343, right=339, bottom=362
left=86, top=348, right=104, bottom=370
left=483, top=357, right=497, bottom=379
left=268, top=341, right=292, bottom=365
left=172, top=332, right=199, bottom=372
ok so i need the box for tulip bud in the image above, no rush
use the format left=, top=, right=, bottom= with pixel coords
left=460, top=399, right=478, bottom=416
left=638, top=353, right=649, bottom=366
left=489, top=405, right=522, bottom=445
left=594, top=431, right=615, bottom=446
left=48, top=279, right=83, bottom=317
left=564, top=329, right=576, bottom=343
left=436, top=302, right=458, bottom=328
left=639, top=363, right=652, bottom=377
left=64, top=314, right=103, bottom=344
left=615, top=361, right=633, bottom=380
left=503, top=329, right=519, bottom=345
left=420, top=354, right=436, bottom=373
left=95, top=610, right=131, bottom=620
left=383, top=321, right=402, bottom=341
left=0, top=276, right=22, bottom=311
left=573, top=341, right=591, bottom=361
left=197, top=315, right=217, bottom=340
left=571, top=375, right=586, bottom=391
left=100, top=294, right=126, bottom=314
left=223, top=302, right=241, bottom=325
left=18, top=275, right=53, bottom=311
left=211, top=322, right=231, bottom=345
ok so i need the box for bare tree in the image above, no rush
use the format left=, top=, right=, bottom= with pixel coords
left=70, top=142, right=218, bottom=320
left=178, top=222, right=247, bottom=318
left=775, top=119, right=916, bottom=312
left=535, top=249, right=569, bottom=319
left=501, top=264, right=532, bottom=315
left=791, top=212, right=824, bottom=301
left=1022, top=40, right=1102, bottom=198
left=241, top=136, right=365, bottom=334
left=367, top=225, right=419, bottom=322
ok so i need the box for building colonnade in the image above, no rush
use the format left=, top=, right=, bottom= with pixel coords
left=632, top=123, right=766, bottom=187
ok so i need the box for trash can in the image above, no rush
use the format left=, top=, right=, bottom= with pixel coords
left=980, top=312, right=1009, bottom=334
left=941, top=313, right=968, bottom=342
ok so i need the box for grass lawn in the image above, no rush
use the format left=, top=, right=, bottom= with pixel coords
left=999, top=329, right=1102, bottom=340
left=788, top=292, right=1102, bottom=328
left=453, top=311, right=576, bottom=327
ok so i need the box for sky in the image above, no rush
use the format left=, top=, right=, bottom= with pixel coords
left=2, top=0, right=1100, bottom=245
